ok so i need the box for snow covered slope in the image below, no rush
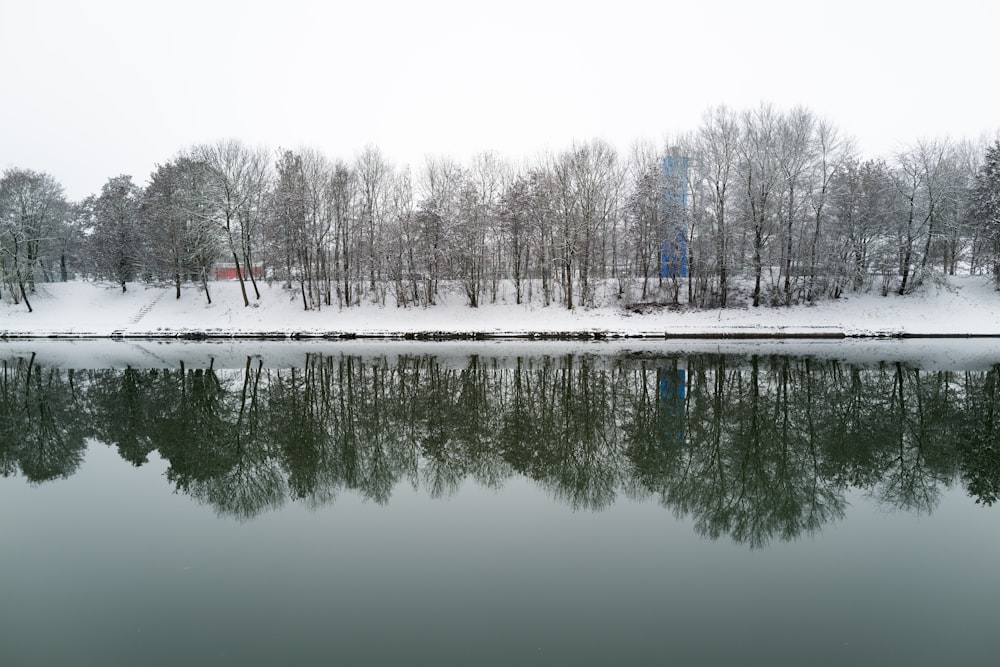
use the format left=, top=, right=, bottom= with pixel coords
left=2, top=275, right=998, bottom=338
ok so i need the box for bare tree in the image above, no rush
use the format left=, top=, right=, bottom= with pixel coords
left=194, top=139, right=271, bottom=306
left=891, top=140, right=955, bottom=294
left=545, top=141, right=621, bottom=309
left=329, top=160, right=359, bottom=307
left=498, top=173, right=538, bottom=305
left=624, top=141, right=665, bottom=301
left=270, top=149, right=310, bottom=306
left=803, top=118, right=851, bottom=300
left=416, top=155, right=464, bottom=305
left=692, top=106, right=740, bottom=307
left=385, top=167, right=414, bottom=307
left=829, top=159, right=896, bottom=294
left=355, top=146, right=394, bottom=300
left=775, top=107, right=816, bottom=304
left=268, top=147, right=337, bottom=310
left=739, top=104, right=784, bottom=307
left=455, top=152, right=506, bottom=307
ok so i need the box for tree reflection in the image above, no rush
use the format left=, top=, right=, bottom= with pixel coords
left=647, top=355, right=848, bottom=548
left=958, top=367, right=1000, bottom=506
left=499, top=355, right=623, bottom=511
left=2, top=348, right=998, bottom=546
left=89, top=366, right=160, bottom=465
left=0, top=355, right=87, bottom=482
left=156, top=363, right=237, bottom=490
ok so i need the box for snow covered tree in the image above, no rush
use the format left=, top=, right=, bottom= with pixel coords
left=329, top=160, right=359, bottom=307
left=0, top=168, right=68, bottom=310
left=738, top=104, right=785, bottom=307
left=143, top=160, right=190, bottom=297
left=355, top=146, right=394, bottom=299
left=193, top=140, right=271, bottom=307
left=455, top=152, right=506, bottom=307
left=297, top=148, right=337, bottom=309
left=383, top=168, right=415, bottom=307
left=544, top=141, right=622, bottom=309
left=415, top=155, right=463, bottom=305
left=268, top=147, right=342, bottom=310
left=143, top=157, right=221, bottom=300
left=938, top=139, right=984, bottom=276
left=972, top=140, right=1000, bottom=284
left=771, top=107, right=817, bottom=305
left=801, top=118, right=852, bottom=300
left=691, top=106, right=740, bottom=307
left=499, top=172, right=544, bottom=305
left=890, top=140, right=958, bottom=294
left=828, top=159, right=896, bottom=294
left=624, top=142, right=669, bottom=301
left=270, top=149, right=309, bottom=301
left=89, top=175, right=144, bottom=292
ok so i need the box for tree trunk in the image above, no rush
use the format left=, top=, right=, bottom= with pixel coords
left=245, top=251, right=261, bottom=300
left=18, top=280, right=33, bottom=313
left=232, top=251, right=249, bottom=307
left=752, top=221, right=764, bottom=307
left=898, top=246, right=913, bottom=295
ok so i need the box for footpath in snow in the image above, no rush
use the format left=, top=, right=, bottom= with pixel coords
left=1, top=276, right=999, bottom=339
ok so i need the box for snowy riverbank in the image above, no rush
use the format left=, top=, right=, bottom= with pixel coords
left=2, top=275, right=999, bottom=339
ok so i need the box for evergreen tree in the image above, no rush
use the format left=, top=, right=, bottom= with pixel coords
left=972, top=141, right=1000, bottom=284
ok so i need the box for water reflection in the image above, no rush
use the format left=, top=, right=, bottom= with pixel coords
left=0, top=354, right=88, bottom=481
left=2, top=350, right=999, bottom=547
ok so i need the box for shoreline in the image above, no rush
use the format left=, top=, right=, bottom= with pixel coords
left=4, top=276, right=1000, bottom=340
left=4, top=331, right=1000, bottom=341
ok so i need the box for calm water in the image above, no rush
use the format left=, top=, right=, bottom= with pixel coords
left=1, top=342, right=999, bottom=666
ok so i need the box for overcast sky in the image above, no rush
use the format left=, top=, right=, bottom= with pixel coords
left=1, top=0, right=997, bottom=200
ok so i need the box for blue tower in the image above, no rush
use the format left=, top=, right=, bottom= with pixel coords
left=660, top=156, right=689, bottom=279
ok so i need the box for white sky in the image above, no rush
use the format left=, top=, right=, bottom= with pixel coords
left=1, top=0, right=997, bottom=200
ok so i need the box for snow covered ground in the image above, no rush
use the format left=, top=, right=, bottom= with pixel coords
left=1, top=274, right=999, bottom=339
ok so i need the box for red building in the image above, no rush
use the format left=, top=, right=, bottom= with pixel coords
left=214, top=263, right=263, bottom=280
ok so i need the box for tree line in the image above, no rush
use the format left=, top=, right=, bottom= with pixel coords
left=3, top=103, right=1000, bottom=312
left=3, top=350, right=998, bottom=546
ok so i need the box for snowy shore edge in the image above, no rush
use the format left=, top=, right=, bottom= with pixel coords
left=3, top=276, right=999, bottom=340
left=3, top=331, right=987, bottom=340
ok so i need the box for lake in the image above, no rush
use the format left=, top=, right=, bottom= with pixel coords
left=1, top=340, right=999, bottom=666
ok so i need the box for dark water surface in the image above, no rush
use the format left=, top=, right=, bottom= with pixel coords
left=2, top=342, right=999, bottom=666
